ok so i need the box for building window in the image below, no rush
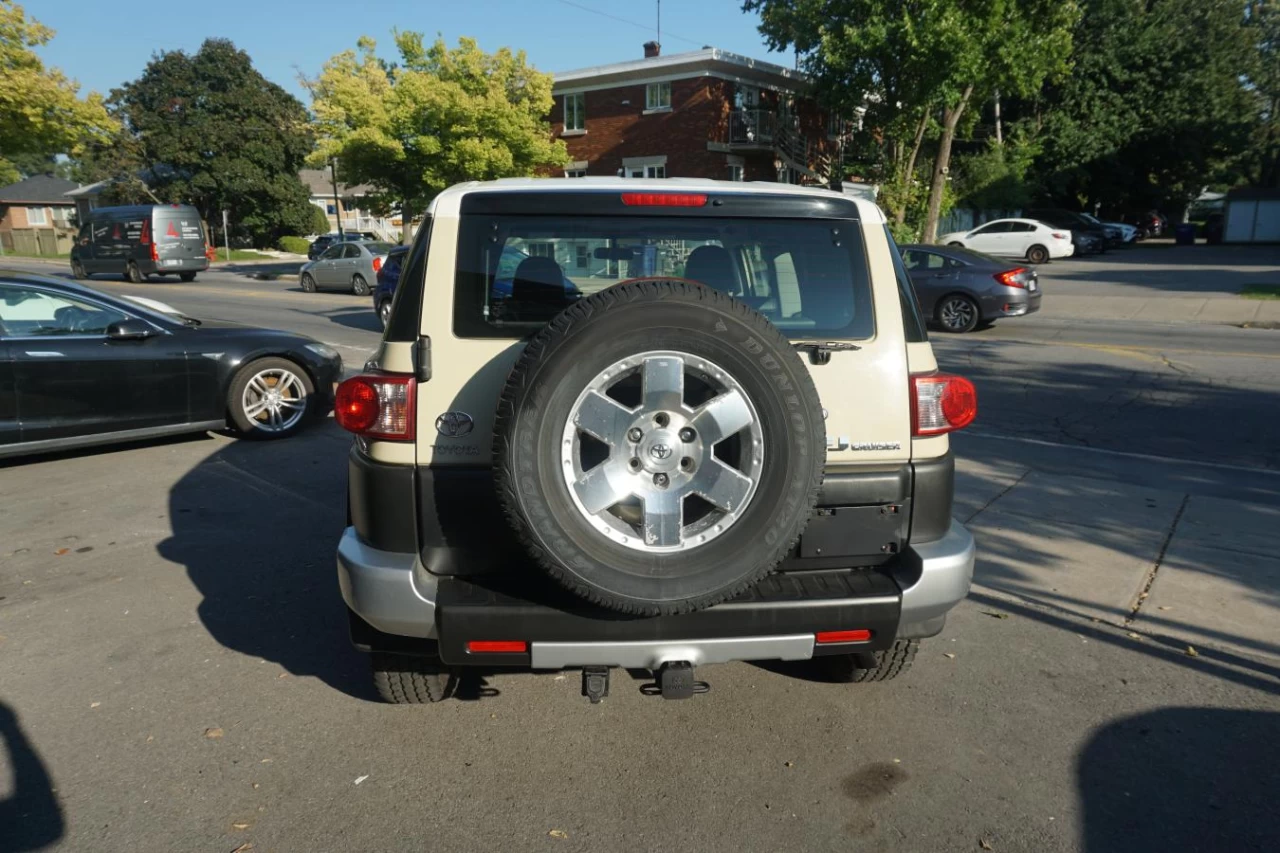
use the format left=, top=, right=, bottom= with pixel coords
left=528, top=242, right=555, bottom=259
left=564, top=93, right=585, bottom=132
left=728, top=165, right=744, bottom=182
left=576, top=244, right=589, bottom=269
left=827, top=113, right=846, bottom=139
left=645, top=82, right=672, bottom=111
left=51, top=206, right=72, bottom=224
left=727, top=156, right=745, bottom=182
left=622, top=155, right=668, bottom=179
left=565, top=169, right=586, bottom=178
left=26, top=206, right=47, bottom=226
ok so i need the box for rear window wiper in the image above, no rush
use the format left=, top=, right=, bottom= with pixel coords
left=793, top=340, right=861, bottom=365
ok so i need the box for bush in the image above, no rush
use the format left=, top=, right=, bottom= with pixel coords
left=278, top=236, right=311, bottom=254
left=308, top=204, right=332, bottom=236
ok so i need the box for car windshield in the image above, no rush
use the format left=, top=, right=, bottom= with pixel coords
left=454, top=214, right=875, bottom=340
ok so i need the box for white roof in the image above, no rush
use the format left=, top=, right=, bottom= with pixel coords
left=430, top=177, right=885, bottom=223
left=553, top=48, right=807, bottom=93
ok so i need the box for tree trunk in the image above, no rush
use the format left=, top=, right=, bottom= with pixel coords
left=400, top=198, right=413, bottom=245
left=895, top=110, right=931, bottom=225
left=922, top=85, right=974, bottom=244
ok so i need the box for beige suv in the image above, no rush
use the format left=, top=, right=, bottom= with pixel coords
left=335, top=178, right=977, bottom=703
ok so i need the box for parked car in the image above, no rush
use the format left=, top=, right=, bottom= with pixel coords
left=299, top=241, right=397, bottom=296
left=70, top=204, right=210, bottom=283
left=1122, top=211, right=1166, bottom=239
left=1023, top=208, right=1110, bottom=255
left=308, top=232, right=380, bottom=260
left=901, top=244, right=1041, bottom=333
left=1078, top=213, right=1131, bottom=245
left=336, top=178, right=978, bottom=703
left=0, top=271, right=341, bottom=457
left=937, top=218, right=1074, bottom=264
left=373, top=245, right=410, bottom=329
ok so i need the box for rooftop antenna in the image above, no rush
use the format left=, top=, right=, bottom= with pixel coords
left=657, top=0, right=661, bottom=48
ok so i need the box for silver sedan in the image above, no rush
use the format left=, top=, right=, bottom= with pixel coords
left=299, top=241, right=396, bottom=296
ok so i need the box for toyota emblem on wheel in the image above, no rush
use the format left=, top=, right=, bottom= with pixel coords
left=435, top=411, right=474, bottom=437
left=649, top=443, right=673, bottom=460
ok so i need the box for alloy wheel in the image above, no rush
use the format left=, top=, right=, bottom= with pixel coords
left=240, top=367, right=308, bottom=433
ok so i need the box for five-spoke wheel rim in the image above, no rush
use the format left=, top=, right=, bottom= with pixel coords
left=940, top=297, right=976, bottom=331
left=241, top=367, right=307, bottom=433
left=560, top=350, right=763, bottom=553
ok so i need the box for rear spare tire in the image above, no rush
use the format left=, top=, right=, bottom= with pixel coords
left=494, top=279, right=825, bottom=616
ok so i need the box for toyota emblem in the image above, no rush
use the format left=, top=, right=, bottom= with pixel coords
left=649, top=443, right=673, bottom=460
left=435, top=411, right=474, bottom=437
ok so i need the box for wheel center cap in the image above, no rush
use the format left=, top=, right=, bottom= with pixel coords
left=640, top=430, right=681, bottom=473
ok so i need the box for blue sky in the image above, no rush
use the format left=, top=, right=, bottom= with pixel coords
left=34, top=0, right=787, bottom=103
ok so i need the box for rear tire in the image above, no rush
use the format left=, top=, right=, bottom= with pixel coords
left=371, top=653, right=457, bottom=704
left=936, top=294, right=980, bottom=333
left=125, top=262, right=143, bottom=283
left=179, top=272, right=197, bottom=282
left=823, top=639, right=918, bottom=682
left=352, top=274, right=370, bottom=296
left=1026, top=244, right=1049, bottom=265
left=378, top=299, right=393, bottom=329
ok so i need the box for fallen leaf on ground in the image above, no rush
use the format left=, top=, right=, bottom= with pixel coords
left=549, top=829, right=568, bottom=839
left=783, top=761, right=794, bottom=767
left=204, top=727, right=224, bottom=739
left=230, top=844, right=254, bottom=853
left=145, top=735, right=153, bottom=742
left=354, top=775, right=369, bottom=785
left=1185, top=646, right=1199, bottom=657
left=90, top=702, right=100, bottom=708
left=1126, top=632, right=1141, bottom=640
left=54, top=548, right=69, bottom=556
left=260, top=758, right=272, bottom=764
left=251, top=783, right=259, bottom=790
left=980, top=611, right=1010, bottom=620
left=980, top=839, right=994, bottom=850
left=944, top=652, right=956, bottom=659
left=231, top=821, right=251, bottom=830
left=1158, top=606, right=1173, bottom=611
left=277, top=673, right=289, bottom=679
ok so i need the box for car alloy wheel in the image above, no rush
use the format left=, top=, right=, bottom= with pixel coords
left=379, top=300, right=393, bottom=328
left=352, top=274, right=370, bottom=296
left=301, top=273, right=316, bottom=293
left=241, top=366, right=308, bottom=433
left=1027, top=245, right=1049, bottom=264
left=938, top=295, right=979, bottom=333
left=560, top=350, right=764, bottom=553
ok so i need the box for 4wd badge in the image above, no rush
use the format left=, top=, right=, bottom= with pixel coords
left=435, top=411, right=474, bottom=437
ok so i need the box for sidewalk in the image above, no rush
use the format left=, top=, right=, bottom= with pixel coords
left=955, top=452, right=1280, bottom=667
left=1041, top=293, right=1280, bottom=326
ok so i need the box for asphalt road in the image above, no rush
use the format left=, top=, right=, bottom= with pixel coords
left=2, top=257, right=1278, bottom=852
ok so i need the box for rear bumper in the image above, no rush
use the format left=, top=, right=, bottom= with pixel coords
left=336, top=520, right=975, bottom=667
left=144, top=258, right=209, bottom=273
left=979, top=288, right=1042, bottom=319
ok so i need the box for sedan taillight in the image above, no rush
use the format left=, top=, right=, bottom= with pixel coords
left=1051, top=232, right=1068, bottom=240
left=911, top=373, right=977, bottom=436
left=334, top=374, right=415, bottom=440
left=372, top=256, right=383, bottom=274
left=994, top=267, right=1028, bottom=289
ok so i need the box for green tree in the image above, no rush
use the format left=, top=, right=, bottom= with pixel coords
left=103, top=39, right=315, bottom=246
left=1032, top=0, right=1260, bottom=212
left=1243, top=0, right=1278, bottom=188
left=308, top=33, right=568, bottom=243
left=0, top=1, right=115, bottom=184
left=746, top=0, right=1076, bottom=241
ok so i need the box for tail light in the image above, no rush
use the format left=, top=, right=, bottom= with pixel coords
left=150, top=242, right=159, bottom=263
left=911, top=373, right=977, bottom=436
left=466, top=641, right=527, bottom=654
left=372, top=256, right=383, bottom=274
left=621, top=193, right=708, bottom=207
left=994, top=267, right=1028, bottom=289
left=816, top=630, right=872, bottom=644
left=1051, top=232, right=1068, bottom=240
left=334, top=374, right=416, bottom=440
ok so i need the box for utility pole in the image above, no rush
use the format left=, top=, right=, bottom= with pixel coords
left=221, top=208, right=231, bottom=262
left=994, top=89, right=1003, bottom=146
left=330, top=157, right=343, bottom=237
left=657, top=0, right=660, bottom=46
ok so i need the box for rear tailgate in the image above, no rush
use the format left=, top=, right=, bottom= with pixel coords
left=154, top=210, right=208, bottom=267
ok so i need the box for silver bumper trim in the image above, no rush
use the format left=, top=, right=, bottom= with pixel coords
left=530, top=634, right=816, bottom=669
left=337, top=527, right=437, bottom=639
left=894, top=520, right=975, bottom=637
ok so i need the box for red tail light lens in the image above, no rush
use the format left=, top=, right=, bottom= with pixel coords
left=994, top=267, right=1027, bottom=289
left=467, top=641, right=527, bottom=654
left=1052, top=232, right=1068, bottom=240
left=372, top=256, right=383, bottom=273
left=621, top=193, right=708, bottom=207
left=334, top=375, right=416, bottom=440
left=911, top=373, right=977, bottom=435
left=815, top=629, right=872, bottom=644
left=150, top=242, right=159, bottom=263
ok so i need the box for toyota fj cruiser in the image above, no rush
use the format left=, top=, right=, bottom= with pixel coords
left=335, top=178, right=977, bottom=703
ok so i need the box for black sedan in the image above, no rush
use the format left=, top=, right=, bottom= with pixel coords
left=900, top=244, right=1042, bottom=333
left=0, top=271, right=343, bottom=458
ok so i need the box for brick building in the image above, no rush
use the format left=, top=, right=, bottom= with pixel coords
left=550, top=43, right=848, bottom=186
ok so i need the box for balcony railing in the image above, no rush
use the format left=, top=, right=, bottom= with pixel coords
left=728, top=109, right=776, bottom=145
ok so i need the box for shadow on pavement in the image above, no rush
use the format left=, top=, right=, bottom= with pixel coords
left=1078, top=707, right=1280, bottom=852
left=156, top=423, right=374, bottom=699
left=0, top=701, right=64, bottom=853
left=322, top=306, right=382, bottom=333
left=217, top=260, right=303, bottom=280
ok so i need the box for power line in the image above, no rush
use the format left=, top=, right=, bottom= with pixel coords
left=553, top=0, right=704, bottom=48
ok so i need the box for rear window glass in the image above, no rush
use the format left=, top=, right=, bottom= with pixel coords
left=453, top=215, right=874, bottom=340
left=156, top=212, right=205, bottom=244
left=365, top=242, right=396, bottom=254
